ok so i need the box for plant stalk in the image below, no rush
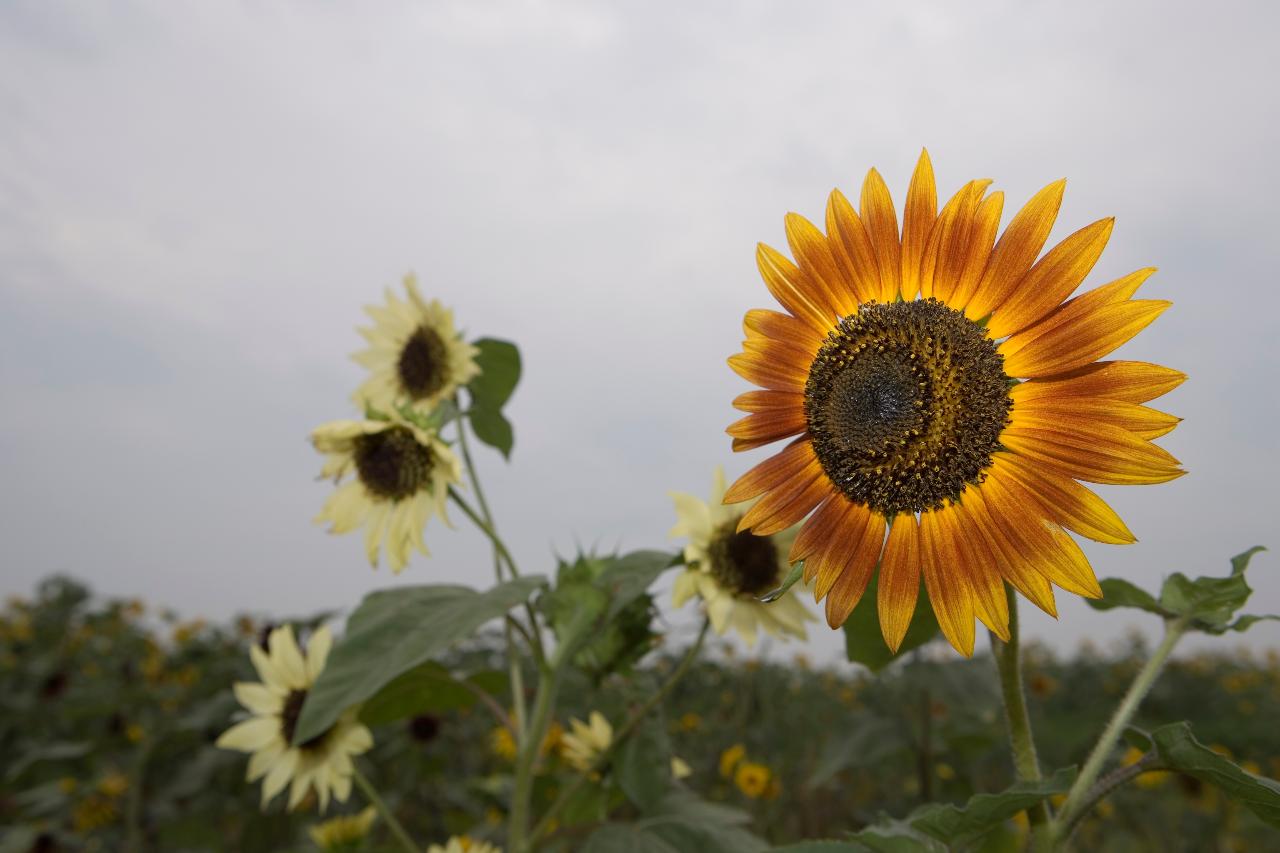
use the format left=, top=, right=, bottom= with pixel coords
left=1054, top=617, right=1187, bottom=840
left=509, top=661, right=560, bottom=853
left=353, top=765, right=419, bottom=853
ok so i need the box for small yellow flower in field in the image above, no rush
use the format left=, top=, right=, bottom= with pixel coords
left=734, top=761, right=772, bottom=799
left=935, top=763, right=956, bottom=780
left=172, top=619, right=207, bottom=645
left=125, top=724, right=145, bottom=744
left=123, top=599, right=146, bottom=619
left=678, top=711, right=702, bottom=732
left=669, top=467, right=815, bottom=646
left=1241, top=759, right=1263, bottom=775
left=1096, top=800, right=1115, bottom=819
left=236, top=615, right=257, bottom=638
left=1210, top=743, right=1233, bottom=758
left=351, top=274, right=481, bottom=418
left=308, top=806, right=377, bottom=851
left=216, top=625, right=374, bottom=812
left=490, top=726, right=517, bottom=761
left=97, top=773, right=129, bottom=799
left=484, top=807, right=504, bottom=826
left=1049, top=793, right=1067, bottom=809
left=58, top=777, right=78, bottom=794
left=72, top=794, right=118, bottom=832
left=671, top=756, right=693, bottom=779
left=719, top=743, right=747, bottom=779
left=562, top=712, right=613, bottom=773
left=1028, top=673, right=1059, bottom=699
left=1121, top=746, right=1171, bottom=789
left=542, top=721, right=565, bottom=757
left=312, top=416, right=462, bottom=573
left=427, top=837, right=501, bottom=853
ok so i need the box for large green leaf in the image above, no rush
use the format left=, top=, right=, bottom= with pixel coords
left=641, top=793, right=769, bottom=853
left=1085, top=578, right=1166, bottom=616
left=469, top=403, right=514, bottom=459
left=470, top=338, right=521, bottom=410
left=616, top=713, right=673, bottom=813
left=596, top=550, right=680, bottom=620
left=583, top=825, right=680, bottom=853
left=806, top=715, right=903, bottom=790
left=843, top=574, right=939, bottom=672
left=1150, top=721, right=1280, bottom=827
left=294, top=576, right=544, bottom=744
left=908, top=766, right=1076, bottom=841
left=358, top=663, right=507, bottom=727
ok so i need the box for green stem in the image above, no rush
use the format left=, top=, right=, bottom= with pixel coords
left=528, top=619, right=712, bottom=848
left=1058, top=753, right=1165, bottom=843
left=353, top=765, right=419, bottom=853
left=448, top=486, right=520, bottom=578
left=989, top=587, right=1051, bottom=847
left=1054, top=617, right=1187, bottom=840
left=125, top=737, right=152, bottom=850
left=509, top=661, right=560, bottom=853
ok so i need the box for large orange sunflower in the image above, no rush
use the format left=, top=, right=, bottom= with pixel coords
left=725, top=151, right=1184, bottom=656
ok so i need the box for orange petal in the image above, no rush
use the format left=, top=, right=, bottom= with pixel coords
left=1001, top=423, right=1183, bottom=485
left=741, top=335, right=818, bottom=373
left=950, top=191, right=1004, bottom=310
left=860, top=168, right=902, bottom=303
left=877, top=513, right=921, bottom=652
left=919, top=180, right=990, bottom=301
left=967, top=179, right=1066, bottom=321
left=732, top=389, right=806, bottom=414
left=791, top=494, right=851, bottom=566
left=742, top=308, right=825, bottom=352
left=1011, top=360, right=1186, bottom=404
left=824, top=512, right=886, bottom=629
left=728, top=352, right=806, bottom=392
left=993, top=453, right=1135, bottom=545
left=919, top=507, right=976, bottom=657
left=899, top=149, right=937, bottom=300
left=1000, top=268, right=1156, bottom=363
left=786, top=212, right=858, bottom=317
left=724, top=439, right=815, bottom=500
left=963, top=487, right=1058, bottom=617
left=948, top=502, right=1010, bottom=642
left=826, top=189, right=883, bottom=305
left=809, top=500, right=882, bottom=606
left=737, top=459, right=829, bottom=536
left=726, top=411, right=807, bottom=450
left=1001, top=299, right=1171, bottom=378
left=987, top=217, right=1114, bottom=338
left=1010, top=389, right=1181, bottom=441
left=756, top=243, right=836, bottom=334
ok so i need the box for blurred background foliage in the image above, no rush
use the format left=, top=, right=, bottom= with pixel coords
left=2, top=578, right=1278, bottom=852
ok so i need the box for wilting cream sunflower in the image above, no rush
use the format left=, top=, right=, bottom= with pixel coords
left=312, top=416, right=462, bottom=572
left=428, top=837, right=502, bottom=853
left=308, top=806, right=377, bottom=850
left=561, top=711, right=613, bottom=773
left=726, top=151, right=1183, bottom=655
left=669, top=467, right=815, bottom=645
left=216, top=626, right=374, bottom=811
left=352, top=274, right=480, bottom=416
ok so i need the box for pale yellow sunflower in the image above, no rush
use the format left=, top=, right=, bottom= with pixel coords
left=561, top=711, right=613, bottom=773
left=312, top=416, right=462, bottom=572
left=216, top=626, right=373, bottom=811
left=308, top=806, right=377, bottom=850
left=352, top=274, right=480, bottom=416
left=669, top=467, right=815, bottom=645
left=726, top=151, right=1183, bottom=655
left=428, top=837, right=502, bottom=853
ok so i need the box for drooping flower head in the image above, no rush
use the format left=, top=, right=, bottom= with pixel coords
left=352, top=274, right=480, bottom=417
left=312, top=416, right=462, bottom=572
left=726, top=151, right=1183, bottom=655
left=216, top=626, right=374, bottom=811
left=669, top=467, right=814, bottom=645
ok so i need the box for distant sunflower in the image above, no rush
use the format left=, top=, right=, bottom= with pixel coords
left=312, top=416, right=462, bottom=572
left=726, top=151, right=1183, bottom=655
left=352, top=274, right=480, bottom=416
left=669, top=467, right=814, bottom=645
left=216, top=626, right=373, bottom=811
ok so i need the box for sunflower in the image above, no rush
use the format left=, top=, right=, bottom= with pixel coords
left=561, top=711, right=613, bottom=773
left=352, top=274, right=480, bottom=416
left=216, top=625, right=374, bottom=811
left=428, top=838, right=502, bottom=853
left=308, top=806, right=377, bottom=851
left=312, top=416, right=462, bottom=572
left=726, top=151, right=1183, bottom=655
left=669, top=467, right=815, bottom=645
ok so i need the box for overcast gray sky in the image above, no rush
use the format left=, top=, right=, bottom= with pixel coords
left=2, top=0, right=1278, bottom=663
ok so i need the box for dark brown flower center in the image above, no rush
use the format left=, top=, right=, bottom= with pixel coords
left=280, top=689, right=328, bottom=751
left=353, top=426, right=434, bottom=501
left=707, top=519, right=782, bottom=596
left=804, top=298, right=1012, bottom=515
left=397, top=325, right=450, bottom=401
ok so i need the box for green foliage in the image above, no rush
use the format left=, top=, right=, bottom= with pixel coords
left=584, top=794, right=768, bottom=852
left=467, top=337, right=521, bottom=458
left=1087, top=546, right=1275, bottom=633
left=1150, top=721, right=1280, bottom=827
left=358, top=663, right=507, bottom=727
left=295, top=576, right=545, bottom=744
left=616, top=713, right=674, bottom=813
left=843, top=575, right=940, bottom=672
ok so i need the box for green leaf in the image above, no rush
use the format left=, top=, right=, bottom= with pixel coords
left=1085, top=578, right=1169, bottom=617
left=641, top=793, right=769, bottom=853
left=843, top=574, right=939, bottom=672
left=358, top=663, right=506, bottom=727
left=1121, top=725, right=1153, bottom=752
left=769, top=844, right=887, bottom=853
left=1150, top=721, right=1280, bottom=827
left=596, top=550, right=680, bottom=620
left=294, top=576, right=544, bottom=744
left=616, top=713, right=673, bottom=813
left=760, top=562, right=804, bottom=603
left=469, top=403, right=514, bottom=459
left=1230, top=545, right=1267, bottom=576
left=908, top=766, right=1077, bottom=842
left=470, top=338, right=521, bottom=410
left=1225, top=614, right=1280, bottom=633
left=806, top=715, right=903, bottom=789
left=583, top=825, right=680, bottom=853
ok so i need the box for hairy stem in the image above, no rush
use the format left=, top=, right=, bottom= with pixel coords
left=353, top=765, right=419, bottom=853
left=528, top=619, right=711, bottom=847
left=1054, top=618, right=1187, bottom=841
left=1059, top=752, right=1165, bottom=842
left=989, top=587, right=1051, bottom=848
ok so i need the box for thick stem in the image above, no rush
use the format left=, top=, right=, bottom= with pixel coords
left=353, top=765, right=419, bottom=853
left=989, top=587, right=1051, bottom=845
left=528, top=620, right=711, bottom=848
left=509, top=662, right=559, bottom=853
left=1059, top=753, right=1165, bottom=842
left=1054, top=618, right=1187, bottom=840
